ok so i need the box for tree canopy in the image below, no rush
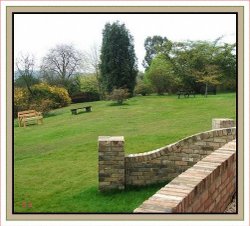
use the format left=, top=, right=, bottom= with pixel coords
left=15, top=54, right=39, bottom=95
left=144, top=36, right=236, bottom=93
left=100, top=21, right=138, bottom=95
left=40, top=44, right=84, bottom=94
left=143, top=35, right=172, bottom=70
left=146, top=54, right=178, bottom=95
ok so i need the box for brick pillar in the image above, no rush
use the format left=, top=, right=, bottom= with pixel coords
left=98, top=136, right=125, bottom=191
left=212, top=118, right=235, bottom=129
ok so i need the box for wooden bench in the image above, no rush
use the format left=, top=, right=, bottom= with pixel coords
left=177, top=90, right=195, bottom=99
left=18, top=110, right=43, bottom=127
left=70, top=106, right=92, bottom=115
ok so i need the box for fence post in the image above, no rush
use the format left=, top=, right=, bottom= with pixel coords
left=98, top=136, right=125, bottom=191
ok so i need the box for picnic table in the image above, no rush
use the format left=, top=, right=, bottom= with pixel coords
left=177, top=90, right=195, bottom=99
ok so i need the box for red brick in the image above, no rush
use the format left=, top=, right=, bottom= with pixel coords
left=215, top=194, right=221, bottom=205
left=197, top=204, right=205, bottom=213
left=204, top=197, right=213, bottom=210
left=175, top=202, right=184, bottom=212
left=226, top=183, right=232, bottom=192
left=157, top=190, right=187, bottom=199
left=186, top=205, right=193, bottom=213
left=213, top=205, right=220, bottom=212
left=221, top=171, right=228, bottom=183
left=211, top=190, right=219, bottom=201
left=134, top=207, right=162, bottom=213
left=161, top=186, right=191, bottom=195
left=215, top=177, right=221, bottom=188
left=192, top=199, right=201, bottom=212
left=209, top=183, right=216, bottom=194
left=141, top=198, right=178, bottom=212
left=208, top=202, right=215, bottom=212
left=200, top=190, right=209, bottom=203
left=221, top=187, right=227, bottom=198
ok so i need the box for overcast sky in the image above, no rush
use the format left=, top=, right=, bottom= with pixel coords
left=14, top=13, right=236, bottom=72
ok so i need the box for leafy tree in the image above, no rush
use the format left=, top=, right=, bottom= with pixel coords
left=67, top=74, right=82, bottom=96
left=134, top=80, right=153, bottom=96
left=213, top=43, right=236, bottom=91
left=80, top=74, right=99, bottom=94
left=14, top=74, right=40, bottom=90
left=40, top=44, right=84, bottom=95
left=135, top=72, right=153, bottom=96
left=170, top=40, right=236, bottom=93
left=193, top=64, right=222, bottom=97
left=143, top=36, right=172, bottom=69
left=169, top=41, right=205, bottom=92
left=100, top=21, right=138, bottom=95
left=146, top=54, right=178, bottom=95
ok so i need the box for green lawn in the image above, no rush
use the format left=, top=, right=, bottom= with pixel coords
left=14, top=93, right=236, bottom=213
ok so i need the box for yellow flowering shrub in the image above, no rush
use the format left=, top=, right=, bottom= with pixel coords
left=14, top=87, right=29, bottom=117
left=14, top=83, right=71, bottom=117
left=32, top=83, right=71, bottom=108
left=29, top=99, right=54, bottom=115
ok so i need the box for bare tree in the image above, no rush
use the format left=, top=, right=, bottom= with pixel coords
left=85, top=44, right=104, bottom=98
left=86, top=45, right=99, bottom=75
left=15, top=53, right=36, bottom=95
left=40, top=44, right=84, bottom=92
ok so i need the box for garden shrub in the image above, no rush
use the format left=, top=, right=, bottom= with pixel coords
left=49, top=86, right=71, bottom=107
left=29, top=99, right=54, bottom=115
left=146, top=54, right=177, bottom=95
left=14, top=83, right=71, bottom=117
left=80, top=74, right=99, bottom=94
left=108, top=88, right=129, bottom=105
left=31, top=83, right=71, bottom=108
left=134, top=80, right=153, bottom=96
left=14, top=87, right=29, bottom=117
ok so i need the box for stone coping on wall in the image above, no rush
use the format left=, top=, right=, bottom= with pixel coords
left=98, top=119, right=236, bottom=191
left=126, top=127, right=236, bottom=163
left=133, top=140, right=236, bottom=213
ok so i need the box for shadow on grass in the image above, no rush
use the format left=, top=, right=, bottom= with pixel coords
left=14, top=122, right=43, bottom=128
left=14, top=121, right=19, bottom=128
left=13, top=111, right=58, bottom=128
left=108, top=102, right=130, bottom=107
left=99, top=182, right=167, bottom=196
left=44, top=112, right=58, bottom=118
left=13, top=182, right=167, bottom=213
left=71, top=111, right=92, bottom=116
left=68, top=182, right=167, bottom=212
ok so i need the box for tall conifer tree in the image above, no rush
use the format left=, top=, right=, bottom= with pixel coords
left=100, top=21, right=138, bottom=95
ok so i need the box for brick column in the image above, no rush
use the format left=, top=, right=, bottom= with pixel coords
left=98, top=136, right=125, bottom=191
left=212, top=118, right=235, bottom=129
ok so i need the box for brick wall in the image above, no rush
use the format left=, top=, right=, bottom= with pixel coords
left=98, top=136, right=125, bottom=191
left=98, top=118, right=236, bottom=191
left=212, top=118, right=235, bottom=129
left=125, top=127, right=236, bottom=186
left=134, top=140, right=236, bottom=213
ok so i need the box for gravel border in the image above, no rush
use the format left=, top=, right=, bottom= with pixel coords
left=224, top=194, right=237, bottom=213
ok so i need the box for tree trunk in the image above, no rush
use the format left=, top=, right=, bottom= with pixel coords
left=23, top=75, right=34, bottom=97
left=205, top=83, right=208, bottom=98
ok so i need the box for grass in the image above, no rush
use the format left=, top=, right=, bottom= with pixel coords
left=14, top=93, right=236, bottom=213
